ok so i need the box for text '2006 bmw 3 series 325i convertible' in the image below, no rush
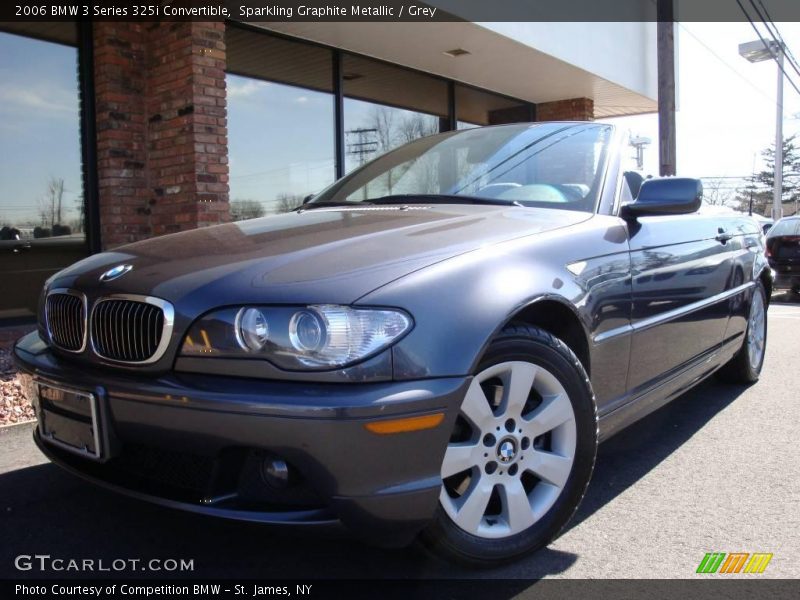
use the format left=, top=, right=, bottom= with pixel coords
left=14, top=122, right=770, bottom=566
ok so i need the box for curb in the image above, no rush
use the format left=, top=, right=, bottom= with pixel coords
left=0, top=419, right=35, bottom=431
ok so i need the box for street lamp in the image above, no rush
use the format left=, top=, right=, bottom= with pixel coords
left=739, top=39, right=784, bottom=221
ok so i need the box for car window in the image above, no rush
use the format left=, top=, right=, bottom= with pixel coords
left=311, top=123, right=614, bottom=213
left=768, top=218, right=800, bottom=237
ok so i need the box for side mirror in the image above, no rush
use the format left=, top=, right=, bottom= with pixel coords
left=621, top=177, right=702, bottom=219
left=302, top=193, right=315, bottom=205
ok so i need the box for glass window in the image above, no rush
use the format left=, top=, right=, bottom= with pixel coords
left=768, top=217, right=800, bottom=237
left=343, top=54, right=448, bottom=173
left=456, top=85, right=532, bottom=127
left=312, top=123, right=613, bottom=213
left=0, top=26, right=86, bottom=319
left=227, top=25, right=333, bottom=93
left=0, top=30, right=83, bottom=241
left=226, top=27, right=336, bottom=216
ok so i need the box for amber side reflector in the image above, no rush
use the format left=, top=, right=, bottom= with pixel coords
left=364, top=413, right=445, bottom=434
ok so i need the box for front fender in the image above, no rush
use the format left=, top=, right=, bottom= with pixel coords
left=357, top=216, right=631, bottom=381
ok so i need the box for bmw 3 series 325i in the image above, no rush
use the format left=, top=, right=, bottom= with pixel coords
left=14, top=122, right=770, bottom=565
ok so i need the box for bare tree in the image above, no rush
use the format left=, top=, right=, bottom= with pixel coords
left=275, top=193, right=303, bottom=213
left=396, top=113, right=439, bottom=145
left=230, top=199, right=265, bottom=221
left=371, top=106, right=397, bottom=153
left=702, top=178, right=734, bottom=207
left=37, top=177, right=65, bottom=228
left=48, top=177, right=64, bottom=226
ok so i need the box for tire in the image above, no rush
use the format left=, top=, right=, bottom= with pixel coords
left=716, top=281, right=768, bottom=384
left=419, top=323, right=597, bottom=566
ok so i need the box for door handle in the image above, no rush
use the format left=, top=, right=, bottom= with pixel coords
left=715, top=228, right=732, bottom=244
left=12, top=243, right=31, bottom=254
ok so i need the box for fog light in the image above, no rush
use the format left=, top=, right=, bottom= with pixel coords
left=261, top=457, right=290, bottom=489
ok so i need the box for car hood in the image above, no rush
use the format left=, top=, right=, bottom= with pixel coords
left=57, top=204, right=591, bottom=311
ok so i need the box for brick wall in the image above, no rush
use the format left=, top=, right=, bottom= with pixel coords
left=536, top=98, right=594, bottom=121
left=93, top=21, right=229, bottom=248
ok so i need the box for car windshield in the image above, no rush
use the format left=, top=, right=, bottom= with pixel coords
left=768, top=217, right=800, bottom=237
left=308, top=122, right=614, bottom=213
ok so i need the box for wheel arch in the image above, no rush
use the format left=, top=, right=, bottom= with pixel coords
left=490, top=296, right=592, bottom=378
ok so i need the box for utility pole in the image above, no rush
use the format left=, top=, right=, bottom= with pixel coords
left=345, top=128, right=378, bottom=166
left=774, top=47, right=784, bottom=221
left=657, top=0, right=676, bottom=177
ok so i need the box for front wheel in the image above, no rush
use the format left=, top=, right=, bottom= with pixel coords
left=419, top=324, right=597, bottom=566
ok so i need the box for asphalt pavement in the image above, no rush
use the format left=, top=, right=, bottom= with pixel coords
left=1, top=293, right=798, bottom=580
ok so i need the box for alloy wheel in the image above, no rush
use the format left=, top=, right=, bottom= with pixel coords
left=747, top=288, right=766, bottom=371
left=440, top=361, right=577, bottom=539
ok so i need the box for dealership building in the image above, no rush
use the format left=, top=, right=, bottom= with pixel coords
left=0, top=19, right=657, bottom=321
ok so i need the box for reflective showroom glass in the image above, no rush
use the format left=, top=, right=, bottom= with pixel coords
left=226, top=26, right=336, bottom=217
left=0, top=27, right=86, bottom=319
left=342, top=53, right=448, bottom=173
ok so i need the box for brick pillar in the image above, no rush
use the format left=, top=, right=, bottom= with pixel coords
left=93, top=21, right=229, bottom=249
left=535, top=98, right=594, bottom=121
left=93, top=22, right=148, bottom=248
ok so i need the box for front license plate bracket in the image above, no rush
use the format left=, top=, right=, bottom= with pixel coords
left=37, top=382, right=103, bottom=461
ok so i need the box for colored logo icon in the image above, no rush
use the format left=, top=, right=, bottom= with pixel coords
left=696, top=552, right=773, bottom=574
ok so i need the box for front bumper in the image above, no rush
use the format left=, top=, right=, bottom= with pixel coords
left=14, top=332, right=468, bottom=547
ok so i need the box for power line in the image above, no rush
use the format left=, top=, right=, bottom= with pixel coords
left=735, top=0, right=800, bottom=98
left=677, top=23, right=778, bottom=106
left=749, top=0, right=800, bottom=84
left=753, top=0, right=800, bottom=80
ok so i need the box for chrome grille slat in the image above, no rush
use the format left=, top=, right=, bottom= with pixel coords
left=89, top=297, right=170, bottom=363
left=45, top=291, right=86, bottom=353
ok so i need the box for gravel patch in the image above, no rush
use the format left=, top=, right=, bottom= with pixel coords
left=1, top=348, right=34, bottom=426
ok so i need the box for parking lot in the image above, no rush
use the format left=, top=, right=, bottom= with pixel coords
left=1, top=294, right=798, bottom=580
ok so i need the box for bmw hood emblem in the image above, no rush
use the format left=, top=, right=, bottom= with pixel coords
left=99, top=264, right=133, bottom=282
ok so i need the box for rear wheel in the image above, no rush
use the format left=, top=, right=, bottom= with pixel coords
left=717, top=281, right=768, bottom=384
left=420, top=324, right=597, bottom=566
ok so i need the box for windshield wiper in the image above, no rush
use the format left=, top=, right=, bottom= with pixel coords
left=367, top=194, right=523, bottom=207
left=298, top=200, right=375, bottom=211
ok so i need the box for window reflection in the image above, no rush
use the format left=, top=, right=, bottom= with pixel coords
left=0, top=25, right=87, bottom=319
left=342, top=53, right=447, bottom=173
left=226, top=26, right=336, bottom=217
left=0, top=31, right=84, bottom=241
left=343, top=99, right=440, bottom=173
left=227, top=74, right=336, bottom=216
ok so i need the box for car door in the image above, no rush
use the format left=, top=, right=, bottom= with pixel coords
left=626, top=213, right=736, bottom=395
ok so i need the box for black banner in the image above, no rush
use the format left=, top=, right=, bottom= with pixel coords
left=4, top=0, right=800, bottom=23
left=3, top=579, right=800, bottom=600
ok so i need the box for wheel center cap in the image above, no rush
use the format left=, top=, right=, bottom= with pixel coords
left=497, top=438, right=517, bottom=463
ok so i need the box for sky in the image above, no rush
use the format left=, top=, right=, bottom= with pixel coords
left=600, top=22, right=800, bottom=200
left=0, top=33, right=83, bottom=230
left=3, top=22, right=800, bottom=226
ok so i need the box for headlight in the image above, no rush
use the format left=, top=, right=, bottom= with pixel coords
left=235, top=308, right=269, bottom=352
left=180, top=305, right=412, bottom=370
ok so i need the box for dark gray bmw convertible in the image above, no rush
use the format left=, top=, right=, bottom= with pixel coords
left=14, top=122, right=770, bottom=565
